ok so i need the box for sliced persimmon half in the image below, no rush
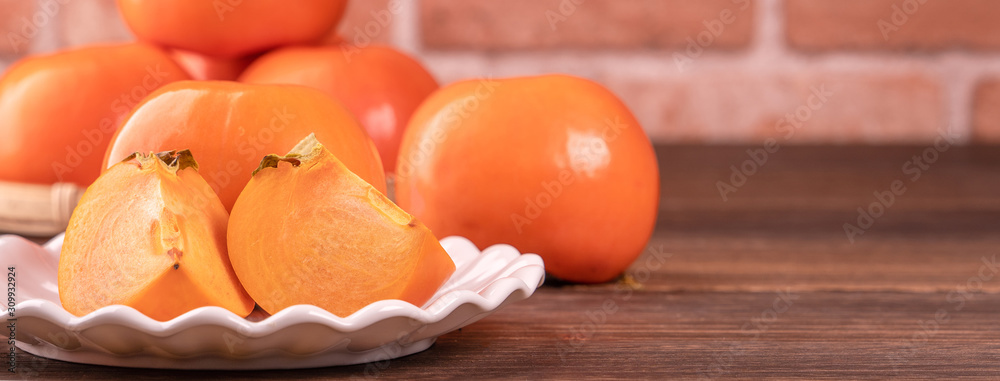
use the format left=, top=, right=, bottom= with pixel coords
left=58, top=150, right=254, bottom=321
left=228, top=134, right=456, bottom=317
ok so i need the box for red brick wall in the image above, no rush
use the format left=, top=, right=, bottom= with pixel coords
left=2, top=0, right=1000, bottom=144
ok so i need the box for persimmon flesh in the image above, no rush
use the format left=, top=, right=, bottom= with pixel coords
left=228, top=134, right=456, bottom=317
left=59, top=150, right=254, bottom=321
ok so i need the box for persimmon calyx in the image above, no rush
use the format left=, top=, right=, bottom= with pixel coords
left=122, top=149, right=200, bottom=174
left=252, top=133, right=323, bottom=176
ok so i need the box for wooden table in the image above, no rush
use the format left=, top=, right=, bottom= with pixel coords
left=11, top=146, right=1000, bottom=379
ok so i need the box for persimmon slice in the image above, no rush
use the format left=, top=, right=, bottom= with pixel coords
left=228, top=134, right=456, bottom=317
left=58, top=150, right=254, bottom=321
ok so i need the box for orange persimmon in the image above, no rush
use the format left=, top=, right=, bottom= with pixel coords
left=240, top=44, right=439, bottom=173
left=103, top=81, right=386, bottom=211
left=168, top=48, right=256, bottom=81
left=396, top=74, right=660, bottom=284
left=59, top=150, right=254, bottom=321
left=228, top=134, right=455, bottom=317
left=0, top=43, right=189, bottom=187
left=116, top=0, right=348, bottom=58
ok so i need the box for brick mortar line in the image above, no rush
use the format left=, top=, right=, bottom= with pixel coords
left=750, top=0, right=786, bottom=59
left=940, top=61, right=977, bottom=142
left=416, top=51, right=1000, bottom=77
left=24, top=0, right=65, bottom=56
left=392, top=0, right=421, bottom=55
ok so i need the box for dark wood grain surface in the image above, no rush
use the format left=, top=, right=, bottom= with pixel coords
left=10, top=146, right=1000, bottom=379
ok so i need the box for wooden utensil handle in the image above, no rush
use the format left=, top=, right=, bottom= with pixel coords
left=0, top=181, right=83, bottom=236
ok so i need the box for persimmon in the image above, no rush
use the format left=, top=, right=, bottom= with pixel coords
left=228, top=134, right=455, bottom=317
left=168, top=48, right=256, bottom=81
left=103, top=81, right=386, bottom=211
left=396, top=75, right=660, bottom=284
left=0, top=43, right=189, bottom=187
left=240, top=44, right=440, bottom=173
left=59, top=150, right=254, bottom=321
left=116, top=0, right=348, bottom=58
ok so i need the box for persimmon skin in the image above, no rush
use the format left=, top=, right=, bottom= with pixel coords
left=0, top=43, right=189, bottom=187
left=59, top=151, right=254, bottom=321
left=229, top=135, right=455, bottom=317
left=103, top=81, right=386, bottom=212
left=396, top=75, right=660, bottom=284
left=168, top=48, right=256, bottom=81
left=117, top=0, right=347, bottom=58
left=240, top=45, right=440, bottom=173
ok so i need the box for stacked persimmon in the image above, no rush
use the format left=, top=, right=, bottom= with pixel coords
left=1, top=1, right=660, bottom=321
left=51, top=1, right=453, bottom=321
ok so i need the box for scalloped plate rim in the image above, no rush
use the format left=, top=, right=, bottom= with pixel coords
left=0, top=233, right=545, bottom=369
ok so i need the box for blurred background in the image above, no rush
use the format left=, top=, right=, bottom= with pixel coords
left=2, top=0, right=999, bottom=145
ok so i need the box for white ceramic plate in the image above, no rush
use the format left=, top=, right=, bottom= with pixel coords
left=0, top=234, right=544, bottom=369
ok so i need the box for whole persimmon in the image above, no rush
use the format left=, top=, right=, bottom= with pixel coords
left=240, top=44, right=439, bottom=173
left=395, top=75, right=660, bottom=284
left=60, top=150, right=254, bottom=321
left=103, top=81, right=386, bottom=211
left=116, top=0, right=347, bottom=58
left=168, top=48, right=256, bottom=81
left=0, top=43, right=189, bottom=186
left=229, top=134, right=455, bottom=317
